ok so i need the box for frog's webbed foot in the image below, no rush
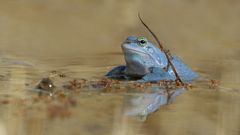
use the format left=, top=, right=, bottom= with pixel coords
left=105, top=65, right=130, bottom=80
left=140, top=67, right=175, bottom=82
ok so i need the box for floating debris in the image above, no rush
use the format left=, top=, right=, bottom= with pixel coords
left=64, top=79, right=87, bottom=90
left=46, top=94, right=77, bottom=119
left=49, top=70, right=67, bottom=78
left=209, top=79, right=220, bottom=89
left=47, top=105, right=71, bottom=119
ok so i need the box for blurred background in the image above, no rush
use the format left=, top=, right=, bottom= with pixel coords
left=0, top=0, right=239, bottom=135
left=0, top=0, right=239, bottom=62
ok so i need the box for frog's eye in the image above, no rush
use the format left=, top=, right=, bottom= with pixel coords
left=137, top=37, right=148, bottom=47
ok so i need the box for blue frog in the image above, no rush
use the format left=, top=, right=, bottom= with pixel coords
left=106, top=36, right=198, bottom=82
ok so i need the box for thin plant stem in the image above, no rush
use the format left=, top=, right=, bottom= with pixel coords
left=138, top=13, right=184, bottom=86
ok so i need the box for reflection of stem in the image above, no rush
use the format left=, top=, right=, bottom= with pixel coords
left=164, top=84, right=175, bottom=103
left=166, top=89, right=175, bottom=104
left=138, top=14, right=184, bottom=86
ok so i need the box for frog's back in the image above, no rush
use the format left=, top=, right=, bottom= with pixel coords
left=171, top=56, right=198, bottom=81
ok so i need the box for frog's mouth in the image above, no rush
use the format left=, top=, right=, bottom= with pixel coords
left=123, top=48, right=149, bottom=56
left=122, top=43, right=149, bottom=56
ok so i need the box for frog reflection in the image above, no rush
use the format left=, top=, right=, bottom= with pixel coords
left=124, top=88, right=185, bottom=120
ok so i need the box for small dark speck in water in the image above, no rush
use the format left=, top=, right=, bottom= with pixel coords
left=59, top=73, right=66, bottom=78
left=0, top=99, right=10, bottom=105
left=0, top=75, right=5, bottom=79
left=37, top=78, right=55, bottom=91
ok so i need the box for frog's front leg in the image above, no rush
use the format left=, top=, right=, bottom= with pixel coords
left=140, top=67, right=175, bottom=82
left=105, top=65, right=130, bottom=80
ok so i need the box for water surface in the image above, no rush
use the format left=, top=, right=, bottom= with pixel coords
left=0, top=0, right=240, bottom=135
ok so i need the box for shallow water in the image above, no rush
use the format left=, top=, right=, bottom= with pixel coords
left=0, top=0, right=240, bottom=135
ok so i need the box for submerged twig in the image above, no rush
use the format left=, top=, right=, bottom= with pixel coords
left=138, top=13, right=184, bottom=86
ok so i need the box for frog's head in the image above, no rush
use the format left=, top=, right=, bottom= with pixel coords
left=121, top=36, right=168, bottom=77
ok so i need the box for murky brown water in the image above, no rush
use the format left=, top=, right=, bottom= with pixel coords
left=0, top=0, right=240, bottom=135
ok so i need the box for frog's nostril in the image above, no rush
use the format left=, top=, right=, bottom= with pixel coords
left=124, top=40, right=131, bottom=44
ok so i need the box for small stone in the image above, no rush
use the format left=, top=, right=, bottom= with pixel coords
left=37, top=78, right=55, bottom=91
